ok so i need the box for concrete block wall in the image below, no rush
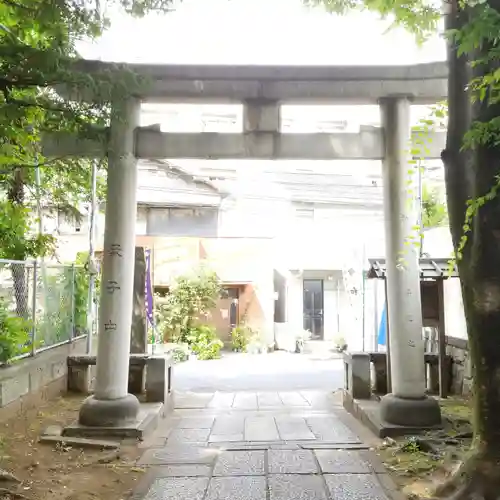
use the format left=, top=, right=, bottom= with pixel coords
left=0, top=338, right=87, bottom=422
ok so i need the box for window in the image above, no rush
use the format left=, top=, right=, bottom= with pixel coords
left=57, top=210, right=82, bottom=234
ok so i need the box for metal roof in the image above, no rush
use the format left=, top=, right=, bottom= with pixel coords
left=367, top=258, right=458, bottom=280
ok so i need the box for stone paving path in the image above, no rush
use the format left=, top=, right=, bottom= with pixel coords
left=132, top=391, right=399, bottom=500
left=173, top=353, right=344, bottom=392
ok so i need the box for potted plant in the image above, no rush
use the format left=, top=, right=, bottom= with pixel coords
left=334, top=335, right=348, bottom=353
left=295, top=329, right=312, bottom=353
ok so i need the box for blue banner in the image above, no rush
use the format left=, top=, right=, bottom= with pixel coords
left=378, top=304, right=387, bottom=346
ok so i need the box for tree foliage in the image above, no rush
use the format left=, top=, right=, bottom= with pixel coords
left=155, top=267, right=221, bottom=344
left=422, top=183, right=448, bottom=229
left=0, top=0, right=173, bottom=261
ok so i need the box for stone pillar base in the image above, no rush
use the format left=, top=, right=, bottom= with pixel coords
left=78, top=394, right=140, bottom=427
left=380, top=393, right=441, bottom=427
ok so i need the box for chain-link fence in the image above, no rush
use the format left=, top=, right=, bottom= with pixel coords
left=0, top=259, right=88, bottom=363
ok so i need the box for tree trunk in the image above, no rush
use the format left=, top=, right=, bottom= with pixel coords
left=7, top=168, right=29, bottom=317
left=439, top=0, right=500, bottom=497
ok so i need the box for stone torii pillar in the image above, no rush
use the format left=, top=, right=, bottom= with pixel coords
left=378, top=96, right=441, bottom=427
left=79, top=97, right=141, bottom=427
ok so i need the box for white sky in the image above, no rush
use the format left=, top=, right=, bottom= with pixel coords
left=77, top=0, right=447, bottom=203
left=78, top=0, right=445, bottom=65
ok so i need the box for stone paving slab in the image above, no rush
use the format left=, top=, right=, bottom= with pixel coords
left=269, top=474, right=328, bottom=500
left=138, top=445, right=217, bottom=465
left=133, top=390, right=397, bottom=500
left=142, top=477, right=209, bottom=500
left=268, top=449, right=319, bottom=474
left=244, top=416, right=280, bottom=441
left=275, top=416, right=316, bottom=441
left=257, top=392, right=283, bottom=407
left=278, top=392, right=310, bottom=407
left=306, top=415, right=361, bottom=443
left=213, top=450, right=265, bottom=476
left=158, top=415, right=361, bottom=446
left=325, top=473, right=389, bottom=500
left=208, top=392, right=236, bottom=408
left=315, top=449, right=371, bottom=473
left=138, top=472, right=393, bottom=500
left=233, top=393, right=259, bottom=409
left=167, top=428, right=211, bottom=444
left=173, top=391, right=342, bottom=411
left=176, top=416, right=215, bottom=429
left=206, top=476, right=266, bottom=500
left=147, top=464, right=213, bottom=477
left=209, top=433, right=245, bottom=443
left=211, top=415, right=246, bottom=435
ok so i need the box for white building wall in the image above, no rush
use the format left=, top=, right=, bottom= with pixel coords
left=286, top=273, right=304, bottom=336
left=423, top=226, right=468, bottom=340
left=323, top=279, right=338, bottom=342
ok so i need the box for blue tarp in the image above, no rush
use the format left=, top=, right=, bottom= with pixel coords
left=378, top=304, right=387, bottom=346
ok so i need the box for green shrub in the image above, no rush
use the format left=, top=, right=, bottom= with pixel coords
left=155, top=268, right=221, bottom=344
left=171, top=346, right=189, bottom=363
left=188, top=325, right=223, bottom=360
left=231, top=325, right=254, bottom=352
left=0, top=299, right=31, bottom=364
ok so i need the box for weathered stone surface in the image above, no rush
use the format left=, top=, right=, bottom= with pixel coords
left=324, top=474, right=388, bottom=500
left=42, top=425, right=62, bottom=437
left=244, top=417, right=279, bottom=441
left=175, top=393, right=213, bottom=409
left=315, top=450, right=371, bottom=474
left=177, top=417, right=215, bottom=429
left=67, top=365, right=91, bottom=394
left=149, top=465, right=212, bottom=477
left=130, top=246, right=147, bottom=354
left=269, top=474, right=327, bottom=500
left=212, top=416, right=245, bottom=435
left=206, top=476, right=266, bottom=500
left=278, top=392, right=309, bottom=406
left=268, top=450, right=319, bottom=474
left=144, top=477, right=209, bottom=500
left=0, top=372, right=30, bottom=406
left=209, top=433, right=245, bottom=443
left=213, top=451, right=265, bottom=476
left=233, top=393, right=258, bottom=409
left=257, top=392, right=282, bottom=407
left=274, top=417, right=316, bottom=441
left=146, top=356, right=173, bottom=403
left=167, top=428, right=211, bottom=444
left=208, top=392, right=235, bottom=408
left=39, top=435, right=119, bottom=450
left=344, top=353, right=371, bottom=399
left=138, top=445, right=218, bottom=465
left=306, top=416, right=360, bottom=443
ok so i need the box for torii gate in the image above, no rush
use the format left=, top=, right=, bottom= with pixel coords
left=44, top=60, right=448, bottom=432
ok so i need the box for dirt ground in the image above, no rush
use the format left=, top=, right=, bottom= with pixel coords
left=376, top=397, right=473, bottom=498
left=0, top=395, right=144, bottom=500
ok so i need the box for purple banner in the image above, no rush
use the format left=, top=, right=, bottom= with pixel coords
left=145, top=248, right=154, bottom=328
